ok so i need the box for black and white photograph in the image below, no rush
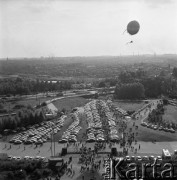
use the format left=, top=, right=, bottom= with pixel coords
left=0, top=0, right=177, bottom=179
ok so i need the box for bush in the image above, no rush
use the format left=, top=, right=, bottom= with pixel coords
left=162, top=98, right=168, bottom=105
left=31, top=169, right=42, bottom=180
left=41, top=102, right=47, bottom=106
left=14, top=170, right=27, bottom=179
left=13, top=104, right=25, bottom=109
left=127, top=110, right=135, bottom=115
left=115, top=82, right=145, bottom=100
left=56, top=92, right=63, bottom=97
left=6, top=171, right=14, bottom=179
left=0, top=109, right=7, bottom=114
left=42, top=168, right=52, bottom=177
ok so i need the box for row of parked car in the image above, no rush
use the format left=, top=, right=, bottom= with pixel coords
left=102, top=101, right=119, bottom=142
left=84, top=100, right=120, bottom=142
left=9, top=116, right=67, bottom=145
left=125, top=155, right=162, bottom=162
left=7, top=155, right=47, bottom=161
left=59, top=109, right=82, bottom=143
left=141, top=121, right=176, bottom=133
left=85, top=100, right=105, bottom=142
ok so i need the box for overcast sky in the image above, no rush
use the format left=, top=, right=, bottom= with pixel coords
left=0, top=0, right=177, bottom=58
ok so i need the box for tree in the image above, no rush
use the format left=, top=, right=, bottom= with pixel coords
left=173, top=67, right=177, bottom=78
left=6, top=171, right=14, bottom=179
left=14, top=170, right=27, bottom=179
left=31, top=169, right=42, bottom=180
left=114, top=82, right=145, bottom=99
left=98, top=81, right=106, bottom=88
left=42, top=168, right=51, bottom=178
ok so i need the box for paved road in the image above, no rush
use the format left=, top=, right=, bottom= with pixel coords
left=1, top=140, right=177, bottom=158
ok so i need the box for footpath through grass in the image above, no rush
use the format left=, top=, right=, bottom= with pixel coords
left=53, top=97, right=89, bottom=112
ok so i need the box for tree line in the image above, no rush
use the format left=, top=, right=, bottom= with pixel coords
left=0, top=78, right=72, bottom=96
left=0, top=159, right=52, bottom=180
left=111, top=67, right=177, bottom=99
left=0, top=108, right=45, bottom=134
left=114, top=82, right=145, bottom=99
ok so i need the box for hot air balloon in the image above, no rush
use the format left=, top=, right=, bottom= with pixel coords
left=127, top=20, right=140, bottom=35
left=124, top=20, right=140, bottom=45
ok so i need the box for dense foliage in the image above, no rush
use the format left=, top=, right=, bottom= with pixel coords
left=0, top=78, right=72, bottom=96
left=112, top=67, right=177, bottom=99
left=114, top=82, right=145, bottom=99
left=0, top=159, right=52, bottom=180
left=0, top=108, right=45, bottom=134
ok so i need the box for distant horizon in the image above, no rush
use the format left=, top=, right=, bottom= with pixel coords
left=0, top=53, right=177, bottom=60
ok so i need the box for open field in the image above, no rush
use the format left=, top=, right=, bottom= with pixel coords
left=14, top=97, right=53, bottom=107
left=126, top=112, right=177, bottom=142
left=0, top=96, right=54, bottom=112
left=128, top=104, right=177, bottom=142
left=163, top=104, right=177, bottom=124
left=113, top=100, right=145, bottom=112
left=53, top=97, right=90, bottom=112
left=128, top=121, right=177, bottom=142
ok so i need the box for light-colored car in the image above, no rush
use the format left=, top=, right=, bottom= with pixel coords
left=142, top=156, right=149, bottom=161
left=149, top=156, right=155, bottom=161
left=136, top=156, right=142, bottom=161
left=29, top=156, right=35, bottom=160
left=157, top=156, right=162, bottom=161
left=153, top=125, right=158, bottom=130
left=16, top=157, right=22, bottom=160
left=125, top=156, right=131, bottom=162
left=35, top=156, right=41, bottom=160
left=24, top=156, right=30, bottom=160
left=12, top=156, right=17, bottom=160
left=131, top=156, right=135, bottom=161
left=8, top=155, right=13, bottom=160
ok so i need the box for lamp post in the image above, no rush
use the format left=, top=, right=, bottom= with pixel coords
left=51, top=121, right=56, bottom=157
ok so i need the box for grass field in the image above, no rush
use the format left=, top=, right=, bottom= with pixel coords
left=113, top=100, right=145, bottom=112
left=126, top=113, right=177, bottom=142
left=53, top=97, right=89, bottom=112
left=131, top=104, right=177, bottom=142
left=163, top=105, right=177, bottom=123
left=1, top=97, right=54, bottom=112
